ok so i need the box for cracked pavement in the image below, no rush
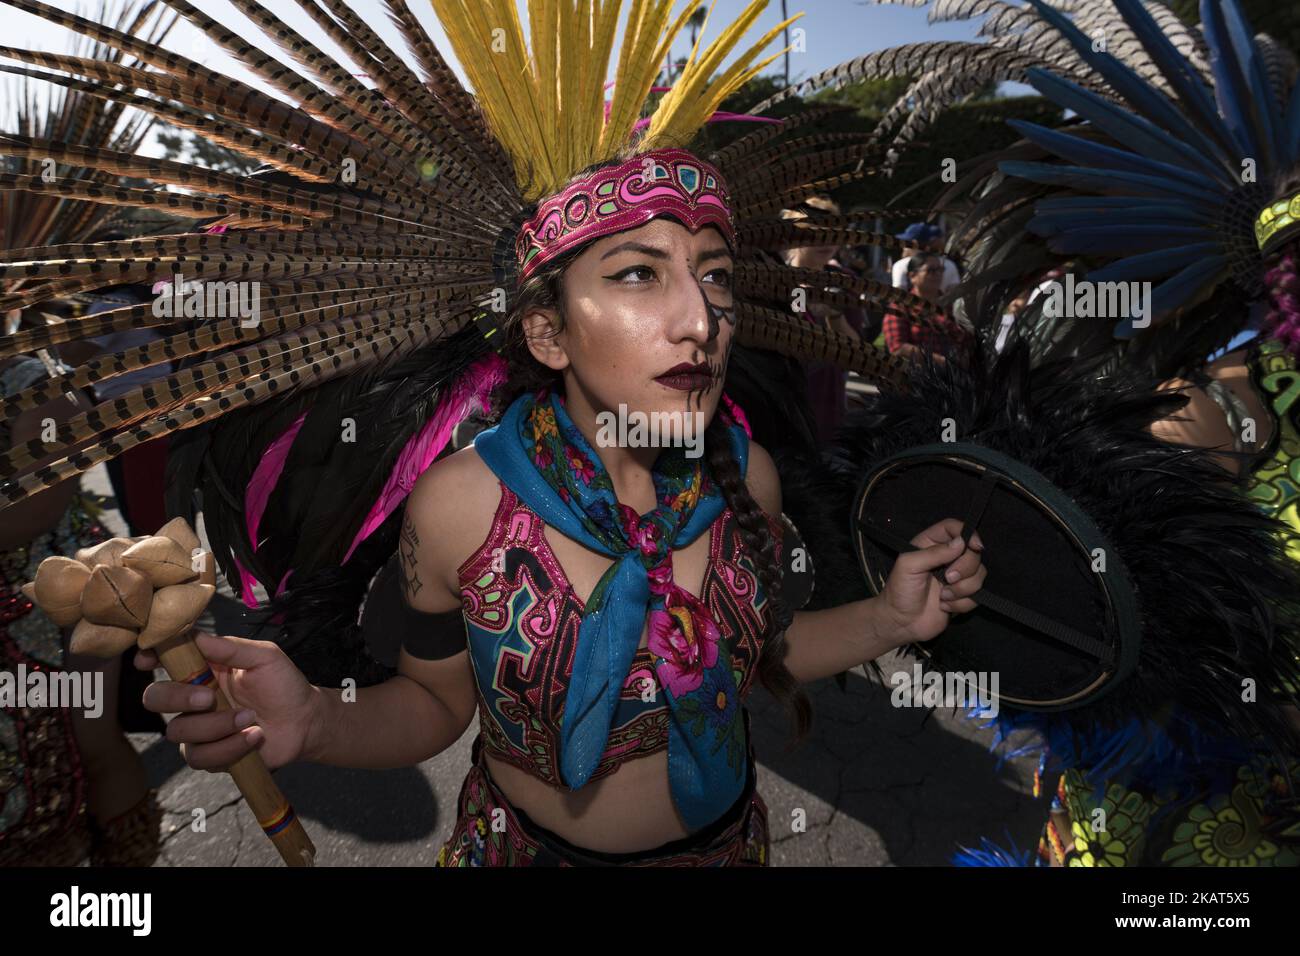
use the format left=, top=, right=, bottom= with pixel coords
left=86, top=465, right=1050, bottom=867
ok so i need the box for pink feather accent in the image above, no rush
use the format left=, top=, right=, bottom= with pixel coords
left=721, top=392, right=752, bottom=438
left=234, top=410, right=309, bottom=608
left=232, top=556, right=261, bottom=610
left=341, top=353, right=508, bottom=564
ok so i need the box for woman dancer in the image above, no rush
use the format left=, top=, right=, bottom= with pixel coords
left=135, top=207, right=986, bottom=866
left=0, top=0, right=982, bottom=865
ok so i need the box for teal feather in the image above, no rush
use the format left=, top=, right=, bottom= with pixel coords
left=999, top=160, right=1227, bottom=207
left=1006, top=119, right=1223, bottom=192
left=1022, top=68, right=1227, bottom=180
left=1086, top=243, right=1225, bottom=282
left=1110, top=0, right=1232, bottom=158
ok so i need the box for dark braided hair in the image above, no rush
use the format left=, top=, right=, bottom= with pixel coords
left=703, top=414, right=812, bottom=742
left=489, top=157, right=814, bottom=745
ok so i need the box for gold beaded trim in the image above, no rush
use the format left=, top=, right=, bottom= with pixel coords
left=1256, top=190, right=1300, bottom=253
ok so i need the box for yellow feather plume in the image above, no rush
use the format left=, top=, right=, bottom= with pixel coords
left=429, top=0, right=802, bottom=203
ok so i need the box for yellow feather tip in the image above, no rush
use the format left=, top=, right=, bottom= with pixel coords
left=430, top=0, right=792, bottom=203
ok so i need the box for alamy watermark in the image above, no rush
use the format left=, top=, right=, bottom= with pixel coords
left=0, top=665, right=103, bottom=718
left=889, top=663, right=1000, bottom=717
left=595, top=404, right=705, bottom=459
left=151, top=273, right=261, bottom=327
left=49, top=886, right=150, bottom=935
left=1039, top=275, right=1152, bottom=329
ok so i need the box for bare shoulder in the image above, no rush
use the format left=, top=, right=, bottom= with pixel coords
left=743, top=440, right=782, bottom=517
left=402, top=444, right=502, bottom=605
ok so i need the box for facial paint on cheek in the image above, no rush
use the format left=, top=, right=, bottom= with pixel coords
left=680, top=283, right=720, bottom=412
left=710, top=341, right=733, bottom=412
left=699, top=281, right=736, bottom=343
left=682, top=284, right=736, bottom=413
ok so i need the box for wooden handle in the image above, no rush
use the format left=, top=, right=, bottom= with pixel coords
left=154, top=630, right=317, bottom=867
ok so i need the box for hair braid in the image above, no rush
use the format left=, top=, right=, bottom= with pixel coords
left=705, top=415, right=813, bottom=744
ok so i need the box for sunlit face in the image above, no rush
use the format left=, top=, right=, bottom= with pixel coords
left=522, top=217, right=736, bottom=428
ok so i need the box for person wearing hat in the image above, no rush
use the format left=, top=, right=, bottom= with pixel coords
left=890, top=223, right=960, bottom=295
left=921, top=224, right=962, bottom=293
left=883, top=254, right=974, bottom=364
left=889, top=222, right=929, bottom=291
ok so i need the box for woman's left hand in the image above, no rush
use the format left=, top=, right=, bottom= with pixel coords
left=878, top=519, right=986, bottom=645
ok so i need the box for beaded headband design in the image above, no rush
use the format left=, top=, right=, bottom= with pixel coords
left=515, top=148, right=737, bottom=280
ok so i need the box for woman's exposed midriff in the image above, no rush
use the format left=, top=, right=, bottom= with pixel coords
left=476, top=515, right=711, bottom=852
left=483, top=745, right=697, bottom=852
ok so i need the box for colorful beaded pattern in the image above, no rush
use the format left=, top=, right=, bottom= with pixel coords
left=514, top=148, right=736, bottom=280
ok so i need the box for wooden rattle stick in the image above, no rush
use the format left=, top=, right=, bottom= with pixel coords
left=150, top=628, right=316, bottom=867
left=27, top=516, right=318, bottom=867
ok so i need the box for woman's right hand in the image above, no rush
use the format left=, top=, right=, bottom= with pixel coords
left=135, top=632, right=318, bottom=772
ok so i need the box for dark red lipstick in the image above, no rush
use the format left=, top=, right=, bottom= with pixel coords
left=655, top=361, right=712, bottom=391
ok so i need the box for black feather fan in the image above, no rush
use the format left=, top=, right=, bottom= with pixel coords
left=166, top=323, right=490, bottom=687
left=833, top=340, right=1300, bottom=769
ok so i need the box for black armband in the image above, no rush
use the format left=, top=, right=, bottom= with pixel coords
left=359, top=554, right=468, bottom=665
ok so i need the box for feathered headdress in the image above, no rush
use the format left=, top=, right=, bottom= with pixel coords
left=1, top=1, right=178, bottom=273
left=0, top=0, right=929, bottom=653
left=986, top=0, right=1298, bottom=346
left=772, top=0, right=1298, bottom=374
left=743, top=0, right=1300, bottom=376
left=434, top=0, right=795, bottom=203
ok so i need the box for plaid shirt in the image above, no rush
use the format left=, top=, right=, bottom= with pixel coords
left=882, top=309, right=972, bottom=360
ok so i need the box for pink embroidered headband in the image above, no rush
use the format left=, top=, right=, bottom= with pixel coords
left=514, top=147, right=737, bottom=281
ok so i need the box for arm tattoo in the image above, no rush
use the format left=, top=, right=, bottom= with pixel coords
left=400, top=513, right=423, bottom=599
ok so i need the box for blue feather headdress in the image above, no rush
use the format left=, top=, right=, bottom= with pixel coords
left=999, top=0, right=1298, bottom=338
left=744, top=0, right=1299, bottom=373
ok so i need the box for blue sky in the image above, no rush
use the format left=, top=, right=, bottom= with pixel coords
left=2, top=0, right=1000, bottom=157
left=5, top=0, right=984, bottom=98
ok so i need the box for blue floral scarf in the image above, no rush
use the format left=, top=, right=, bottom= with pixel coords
left=474, top=388, right=750, bottom=830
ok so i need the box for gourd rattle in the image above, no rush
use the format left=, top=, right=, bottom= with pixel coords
left=21, top=516, right=316, bottom=867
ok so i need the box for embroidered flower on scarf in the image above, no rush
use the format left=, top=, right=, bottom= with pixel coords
left=649, top=592, right=721, bottom=697
left=564, top=443, right=595, bottom=484
left=532, top=404, right=559, bottom=441
left=668, top=478, right=702, bottom=514
left=672, top=664, right=746, bottom=774
left=645, top=556, right=675, bottom=594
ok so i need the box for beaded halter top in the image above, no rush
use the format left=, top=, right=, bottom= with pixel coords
left=457, top=481, right=780, bottom=787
